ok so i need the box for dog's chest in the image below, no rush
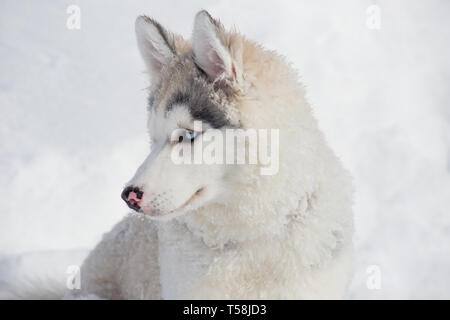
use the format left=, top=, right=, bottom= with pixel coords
left=156, top=220, right=215, bottom=299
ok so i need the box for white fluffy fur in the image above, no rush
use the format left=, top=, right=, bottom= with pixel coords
left=72, top=11, right=354, bottom=300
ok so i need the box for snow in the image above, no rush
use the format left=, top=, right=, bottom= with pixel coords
left=1, top=0, right=449, bottom=299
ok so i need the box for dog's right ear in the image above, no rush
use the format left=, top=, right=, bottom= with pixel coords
left=135, top=16, right=176, bottom=79
left=192, top=10, right=243, bottom=88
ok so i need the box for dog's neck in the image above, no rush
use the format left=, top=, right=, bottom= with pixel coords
left=174, top=187, right=349, bottom=273
left=177, top=189, right=315, bottom=250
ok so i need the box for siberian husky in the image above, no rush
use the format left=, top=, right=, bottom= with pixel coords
left=75, top=10, right=354, bottom=299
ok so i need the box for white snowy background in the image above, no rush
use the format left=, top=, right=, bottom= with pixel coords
left=1, top=0, right=449, bottom=299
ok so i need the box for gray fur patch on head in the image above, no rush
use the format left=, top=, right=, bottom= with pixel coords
left=166, top=77, right=234, bottom=128
left=148, top=54, right=241, bottom=128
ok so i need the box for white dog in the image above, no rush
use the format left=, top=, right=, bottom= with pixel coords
left=75, top=10, right=354, bottom=299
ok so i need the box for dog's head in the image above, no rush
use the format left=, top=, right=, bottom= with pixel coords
left=122, top=11, right=249, bottom=220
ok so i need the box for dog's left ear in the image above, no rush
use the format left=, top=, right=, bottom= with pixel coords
left=192, top=10, right=242, bottom=86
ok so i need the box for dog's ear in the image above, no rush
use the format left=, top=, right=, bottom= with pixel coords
left=192, top=10, right=241, bottom=85
left=135, top=15, right=176, bottom=79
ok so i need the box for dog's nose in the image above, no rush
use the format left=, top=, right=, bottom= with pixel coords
left=121, top=186, right=143, bottom=211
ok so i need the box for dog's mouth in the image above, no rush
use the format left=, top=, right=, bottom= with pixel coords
left=140, top=187, right=205, bottom=219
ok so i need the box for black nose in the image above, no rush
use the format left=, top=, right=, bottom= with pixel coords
left=121, top=186, right=144, bottom=212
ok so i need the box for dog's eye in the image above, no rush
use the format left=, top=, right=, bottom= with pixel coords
left=185, top=130, right=198, bottom=142
left=177, top=130, right=198, bottom=143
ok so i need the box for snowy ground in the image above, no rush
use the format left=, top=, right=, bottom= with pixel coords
left=1, top=0, right=449, bottom=299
